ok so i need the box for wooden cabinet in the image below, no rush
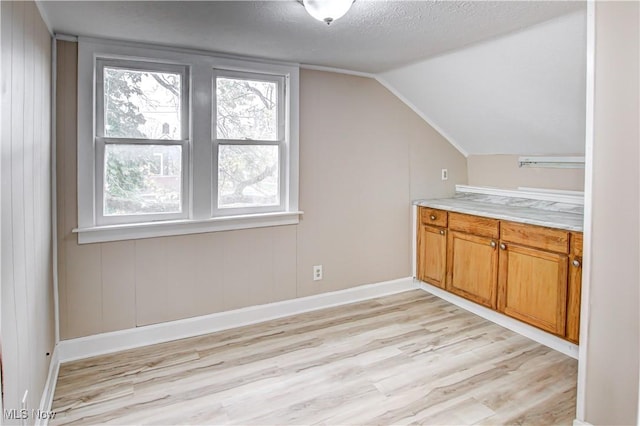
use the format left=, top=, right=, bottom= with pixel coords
left=417, top=224, right=447, bottom=288
left=449, top=212, right=499, bottom=239
left=446, top=212, right=500, bottom=309
left=416, top=206, right=583, bottom=343
left=500, top=221, right=569, bottom=253
left=566, top=233, right=583, bottom=343
left=497, top=222, right=570, bottom=336
left=497, top=242, right=568, bottom=335
left=447, top=231, right=499, bottom=309
left=419, top=207, right=448, bottom=228
left=417, top=209, right=447, bottom=288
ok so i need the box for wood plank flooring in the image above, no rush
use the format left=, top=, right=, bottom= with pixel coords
left=51, top=290, right=577, bottom=425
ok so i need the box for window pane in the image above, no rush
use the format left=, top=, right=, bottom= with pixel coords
left=104, top=67, right=182, bottom=139
left=216, top=77, right=278, bottom=141
left=218, top=145, right=279, bottom=208
left=104, top=144, right=182, bottom=216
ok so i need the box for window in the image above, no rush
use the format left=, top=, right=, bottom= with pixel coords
left=214, top=71, right=285, bottom=214
left=95, top=59, right=189, bottom=224
left=76, top=40, right=300, bottom=243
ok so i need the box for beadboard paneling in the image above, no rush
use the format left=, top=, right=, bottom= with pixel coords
left=1, top=0, right=54, bottom=418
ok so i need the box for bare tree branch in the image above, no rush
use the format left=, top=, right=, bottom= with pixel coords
left=242, top=82, right=275, bottom=109
left=151, top=74, right=180, bottom=97
left=232, top=163, right=277, bottom=197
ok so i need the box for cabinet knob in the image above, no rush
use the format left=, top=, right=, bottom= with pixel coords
left=490, top=241, right=496, bottom=248
left=439, top=229, right=445, bottom=235
left=572, top=259, right=581, bottom=267
left=430, top=215, right=436, bottom=220
left=500, top=243, right=507, bottom=250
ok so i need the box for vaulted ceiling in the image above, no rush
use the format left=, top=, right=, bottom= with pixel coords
left=39, top=0, right=587, bottom=156
left=379, top=10, right=587, bottom=156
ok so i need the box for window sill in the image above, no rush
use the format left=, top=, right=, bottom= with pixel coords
left=73, top=211, right=304, bottom=244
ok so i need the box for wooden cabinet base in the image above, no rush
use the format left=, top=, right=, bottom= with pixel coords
left=416, top=206, right=583, bottom=344
left=446, top=231, right=498, bottom=309
left=497, top=243, right=568, bottom=336
left=566, top=232, right=583, bottom=343
left=417, top=224, right=447, bottom=288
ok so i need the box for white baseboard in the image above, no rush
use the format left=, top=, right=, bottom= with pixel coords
left=35, top=346, right=60, bottom=426
left=57, top=277, right=415, bottom=363
left=573, top=419, right=593, bottom=426
left=416, top=280, right=579, bottom=359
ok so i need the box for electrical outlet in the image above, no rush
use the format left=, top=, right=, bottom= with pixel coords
left=313, top=265, right=323, bottom=281
left=441, top=168, right=448, bottom=180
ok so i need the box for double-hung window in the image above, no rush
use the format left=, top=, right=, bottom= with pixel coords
left=95, top=59, right=189, bottom=225
left=76, top=40, right=300, bottom=243
left=213, top=70, right=285, bottom=215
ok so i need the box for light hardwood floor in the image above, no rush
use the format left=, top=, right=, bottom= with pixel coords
left=51, top=290, right=577, bottom=425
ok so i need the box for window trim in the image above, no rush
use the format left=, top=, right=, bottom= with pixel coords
left=75, top=38, right=300, bottom=243
left=74, top=211, right=304, bottom=244
left=94, top=58, right=190, bottom=225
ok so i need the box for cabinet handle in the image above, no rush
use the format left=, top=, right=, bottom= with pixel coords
left=572, top=259, right=581, bottom=267
left=439, top=230, right=445, bottom=236
left=500, top=243, right=507, bottom=250
left=490, top=241, right=496, bottom=248
left=430, top=215, right=436, bottom=220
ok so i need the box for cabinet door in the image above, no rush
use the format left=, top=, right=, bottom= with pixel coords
left=446, top=231, right=499, bottom=308
left=566, top=232, right=583, bottom=343
left=497, top=243, right=568, bottom=335
left=566, top=258, right=582, bottom=343
left=417, top=225, right=447, bottom=288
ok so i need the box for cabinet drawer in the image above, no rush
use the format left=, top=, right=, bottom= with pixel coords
left=420, top=207, right=448, bottom=227
left=571, top=232, right=583, bottom=257
left=501, top=221, right=569, bottom=254
left=449, top=212, right=499, bottom=239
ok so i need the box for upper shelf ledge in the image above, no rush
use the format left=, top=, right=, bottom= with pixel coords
left=456, top=185, right=584, bottom=206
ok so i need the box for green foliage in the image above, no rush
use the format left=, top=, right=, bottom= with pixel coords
left=105, top=147, right=147, bottom=200
left=103, top=68, right=148, bottom=214
left=104, top=68, right=146, bottom=138
left=104, top=145, right=182, bottom=215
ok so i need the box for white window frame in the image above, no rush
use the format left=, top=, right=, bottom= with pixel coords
left=75, top=38, right=300, bottom=244
left=95, top=58, right=190, bottom=225
left=213, top=69, right=286, bottom=216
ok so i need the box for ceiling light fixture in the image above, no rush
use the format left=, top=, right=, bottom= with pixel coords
left=302, top=0, right=354, bottom=25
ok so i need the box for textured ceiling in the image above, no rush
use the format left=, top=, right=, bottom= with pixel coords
left=39, top=0, right=583, bottom=73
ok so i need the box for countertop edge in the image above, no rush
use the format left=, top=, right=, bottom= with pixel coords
left=414, top=200, right=583, bottom=233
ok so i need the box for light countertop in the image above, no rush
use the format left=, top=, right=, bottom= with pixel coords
left=413, top=192, right=584, bottom=232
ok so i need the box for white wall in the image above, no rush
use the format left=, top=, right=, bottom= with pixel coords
left=1, top=1, right=54, bottom=421
left=379, top=10, right=587, bottom=157
left=581, top=2, right=639, bottom=424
